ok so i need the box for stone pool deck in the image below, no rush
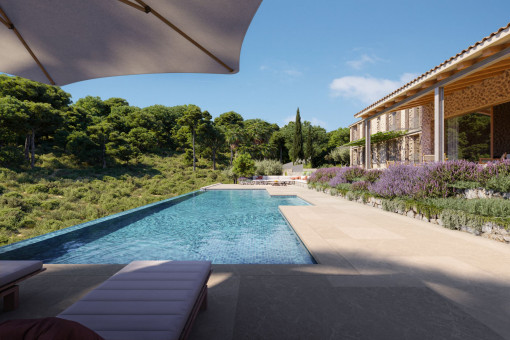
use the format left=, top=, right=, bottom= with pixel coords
left=2, top=184, right=510, bottom=339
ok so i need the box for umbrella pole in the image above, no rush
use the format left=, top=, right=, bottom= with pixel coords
left=0, top=6, right=55, bottom=85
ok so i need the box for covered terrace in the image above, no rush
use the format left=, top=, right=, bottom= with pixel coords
left=353, top=23, right=510, bottom=168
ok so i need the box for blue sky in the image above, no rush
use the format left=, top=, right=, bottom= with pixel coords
left=62, top=0, right=510, bottom=131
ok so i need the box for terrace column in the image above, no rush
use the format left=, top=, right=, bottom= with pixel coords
left=434, top=87, right=445, bottom=162
left=364, top=119, right=371, bottom=169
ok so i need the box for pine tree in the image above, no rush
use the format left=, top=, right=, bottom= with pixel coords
left=292, top=108, right=304, bottom=163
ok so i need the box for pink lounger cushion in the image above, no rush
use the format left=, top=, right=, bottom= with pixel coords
left=58, top=260, right=211, bottom=340
left=0, top=260, right=43, bottom=287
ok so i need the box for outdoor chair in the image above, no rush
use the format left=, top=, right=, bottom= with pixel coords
left=422, top=154, right=435, bottom=163
left=58, top=260, right=211, bottom=340
left=0, top=260, right=46, bottom=312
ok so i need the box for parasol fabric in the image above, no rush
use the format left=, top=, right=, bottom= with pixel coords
left=0, top=0, right=262, bottom=85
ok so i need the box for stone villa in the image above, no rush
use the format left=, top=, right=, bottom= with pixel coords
left=349, top=23, right=510, bottom=168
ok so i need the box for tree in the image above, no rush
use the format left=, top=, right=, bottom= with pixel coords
left=198, top=122, right=225, bottom=170
left=87, top=117, right=113, bottom=168
left=214, top=111, right=244, bottom=165
left=305, top=124, right=314, bottom=165
left=0, top=96, right=29, bottom=167
left=142, top=105, right=184, bottom=150
left=24, top=102, right=63, bottom=168
left=66, top=130, right=100, bottom=164
left=292, top=108, right=304, bottom=163
left=73, top=96, right=109, bottom=117
left=232, top=152, right=255, bottom=180
left=327, top=146, right=350, bottom=165
left=269, top=130, right=286, bottom=163
left=243, top=119, right=277, bottom=160
left=177, top=105, right=207, bottom=171
left=0, top=74, right=71, bottom=110
left=104, top=97, right=129, bottom=109
left=327, top=127, right=350, bottom=149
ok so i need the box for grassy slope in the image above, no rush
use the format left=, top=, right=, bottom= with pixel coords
left=0, top=153, right=231, bottom=246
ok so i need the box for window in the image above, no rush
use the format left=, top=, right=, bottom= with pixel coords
left=445, top=112, right=490, bottom=161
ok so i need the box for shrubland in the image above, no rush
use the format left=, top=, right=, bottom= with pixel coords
left=0, top=153, right=230, bottom=246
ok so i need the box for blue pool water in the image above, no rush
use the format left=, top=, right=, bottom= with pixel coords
left=0, top=190, right=315, bottom=264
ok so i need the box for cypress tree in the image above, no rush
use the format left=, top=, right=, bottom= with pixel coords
left=306, top=124, right=314, bottom=166
left=293, top=108, right=304, bottom=163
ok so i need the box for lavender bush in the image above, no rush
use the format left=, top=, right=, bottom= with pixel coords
left=369, top=164, right=423, bottom=198
left=311, top=160, right=510, bottom=199
left=351, top=181, right=369, bottom=191
left=363, top=169, right=383, bottom=183
left=328, top=167, right=365, bottom=187
left=308, top=167, right=343, bottom=185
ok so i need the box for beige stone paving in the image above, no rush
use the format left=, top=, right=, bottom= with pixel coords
left=209, top=184, right=510, bottom=338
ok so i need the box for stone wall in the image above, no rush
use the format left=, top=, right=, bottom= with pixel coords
left=444, top=69, right=510, bottom=119
left=493, top=102, right=510, bottom=157
left=421, top=103, right=434, bottom=156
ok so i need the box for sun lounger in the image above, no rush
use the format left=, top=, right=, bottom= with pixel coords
left=0, top=260, right=45, bottom=312
left=58, top=260, right=212, bottom=340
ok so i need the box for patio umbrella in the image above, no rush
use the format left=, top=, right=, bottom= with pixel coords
left=0, top=0, right=262, bottom=85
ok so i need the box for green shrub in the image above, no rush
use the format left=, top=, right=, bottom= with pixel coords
left=16, top=173, right=35, bottom=184
left=440, top=209, right=484, bottom=231
left=426, top=198, right=510, bottom=218
left=41, top=200, right=60, bottom=210
left=19, top=218, right=36, bottom=229
left=334, top=183, right=352, bottom=196
left=449, top=181, right=481, bottom=190
left=485, top=175, right=510, bottom=193
left=255, top=160, right=283, bottom=176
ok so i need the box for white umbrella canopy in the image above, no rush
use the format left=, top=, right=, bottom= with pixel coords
left=0, top=0, right=262, bottom=85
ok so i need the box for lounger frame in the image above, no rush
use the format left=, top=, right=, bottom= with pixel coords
left=0, top=268, right=46, bottom=311
left=179, top=270, right=211, bottom=340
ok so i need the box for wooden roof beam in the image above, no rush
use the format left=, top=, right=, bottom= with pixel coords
left=436, top=71, right=455, bottom=81
left=456, top=59, right=477, bottom=70
left=480, top=45, right=505, bottom=58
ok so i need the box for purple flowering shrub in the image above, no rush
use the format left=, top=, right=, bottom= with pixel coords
left=480, top=160, right=510, bottom=183
left=369, top=160, right=510, bottom=199
left=369, top=164, right=423, bottom=198
left=328, top=167, right=365, bottom=187
left=308, top=167, right=343, bottom=185
left=363, top=169, right=383, bottom=183
left=311, top=160, right=510, bottom=199
left=351, top=180, right=369, bottom=191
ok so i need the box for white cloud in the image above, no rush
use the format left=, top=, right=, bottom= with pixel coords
left=310, top=117, right=327, bottom=129
left=329, top=73, right=418, bottom=104
left=400, top=72, right=419, bottom=84
left=346, top=54, right=377, bottom=70
left=283, top=115, right=295, bottom=125
left=283, top=68, right=302, bottom=77
left=259, top=63, right=303, bottom=79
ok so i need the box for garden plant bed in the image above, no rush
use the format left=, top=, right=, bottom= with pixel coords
left=308, top=160, right=510, bottom=244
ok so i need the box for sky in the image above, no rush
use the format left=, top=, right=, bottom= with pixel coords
left=61, top=0, right=510, bottom=132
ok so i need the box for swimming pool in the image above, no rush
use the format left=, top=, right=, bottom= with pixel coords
left=0, top=190, right=315, bottom=264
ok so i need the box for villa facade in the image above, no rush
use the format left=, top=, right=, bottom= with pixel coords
left=349, top=23, right=510, bottom=168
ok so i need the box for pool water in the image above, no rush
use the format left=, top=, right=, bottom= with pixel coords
left=0, top=190, right=315, bottom=264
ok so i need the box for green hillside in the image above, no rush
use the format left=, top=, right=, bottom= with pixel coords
left=0, top=153, right=230, bottom=246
